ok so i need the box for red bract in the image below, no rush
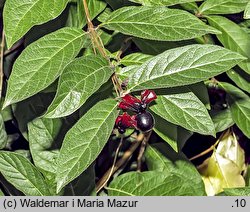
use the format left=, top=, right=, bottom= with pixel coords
left=141, top=90, right=157, bottom=105
left=115, top=112, right=137, bottom=134
left=118, top=90, right=157, bottom=113
left=118, top=94, right=141, bottom=112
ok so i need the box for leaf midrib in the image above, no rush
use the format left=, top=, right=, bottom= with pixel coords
left=0, top=154, right=47, bottom=195
left=130, top=55, right=242, bottom=90
left=157, top=95, right=210, bottom=131
left=57, top=102, right=117, bottom=186
left=48, top=65, right=111, bottom=115
left=102, top=21, right=211, bottom=31
left=8, top=32, right=84, bottom=103
left=10, top=0, right=50, bottom=45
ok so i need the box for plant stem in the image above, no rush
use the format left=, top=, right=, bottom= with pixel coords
left=96, top=136, right=124, bottom=193
left=96, top=133, right=145, bottom=193
left=137, top=131, right=152, bottom=171
left=189, top=130, right=229, bottom=161
left=82, top=0, right=123, bottom=97
left=0, top=30, right=5, bottom=100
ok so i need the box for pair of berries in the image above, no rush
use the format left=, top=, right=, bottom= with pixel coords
left=115, top=90, right=157, bottom=134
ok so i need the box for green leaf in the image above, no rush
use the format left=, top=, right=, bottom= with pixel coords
left=152, top=112, right=178, bottom=152
left=3, top=27, right=88, bottom=108
left=0, top=151, right=51, bottom=195
left=207, top=15, right=250, bottom=74
left=227, top=69, right=250, bottom=94
left=0, top=188, right=4, bottom=196
left=222, top=187, right=250, bottom=196
left=64, top=164, right=96, bottom=196
left=211, top=109, right=234, bottom=133
left=108, top=170, right=203, bottom=196
left=244, top=2, right=250, bottom=19
left=180, top=2, right=199, bottom=12
left=12, top=93, right=55, bottom=140
left=245, top=165, right=250, bottom=186
left=189, top=83, right=211, bottom=110
left=133, top=37, right=196, bottom=55
left=198, top=0, right=249, bottom=15
left=121, top=44, right=245, bottom=91
left=150, top=89, right=215, bottom=136
left=219, top=82, right=250, bottom=138
left=101, top=6, right=220, bottom=41
left=120, top=53, right=153, bottom=66
left=85, top=0, right=106, bottom=24
left=3, top=0, right=70, bottom=48
left=44, top=56, right=113, bottom=118
left=108, top=145, right=205, bottom=196
left=28, top=118, right=62, bottom=178
left=177, top=127, right=193, bottom=151
left=56, top=99, right=118, bottom=193
left=0, top=114, right=7, bottom=149
left=128, top=0, right=201, bottom=6
left=67, top=0, right=106, bottom=28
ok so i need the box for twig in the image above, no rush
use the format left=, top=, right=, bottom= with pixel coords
left=82, top=0, right=123, bottom=97
left=189, top=130, right=229, bottom=161
left=96, top=133, right=145, bottom=192
left=0, top=30, right=5, bottom=100
left=96, top=137, right=124, bottom=193
left=137, top=131, right=152, bottom=171
left=4, top=38, right=23, bottom=57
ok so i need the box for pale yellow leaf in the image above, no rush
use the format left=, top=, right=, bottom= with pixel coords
left=199, top=131, right=245, bottom=196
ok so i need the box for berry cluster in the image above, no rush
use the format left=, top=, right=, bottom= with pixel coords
left=115, top=90, right=157, bottom=134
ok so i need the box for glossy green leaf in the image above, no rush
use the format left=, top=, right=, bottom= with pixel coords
left=244, top=2, right=250, bottom=19
left=12, top=93, right=55, bottom=140
left=189, top=83, right=211, bottom=110
left=219, top=82, right=250, bottom=138
left=121, top=44, right=245, bottom=91
left=108, top=171, right=205, bottom=196
left=152, top=112, right=178, bottom=152
left=150, top=90, right=215, bottom=136
left=207, top=16, right=250, bottom=74
left=177, top=127, right=193, bottom=151
left=108, top=145, right=205, bottom=196
left=28, top=118, right=62, bottom=178
left=67, top=0, right=106, bottom=28
left=211, top=109, right=234, bottom=133
left=85, top=0, right=106, bottom=23
left=3, top=28, right=88, bottom=108
left=0, top=151, right=51, bottom=195
left=3, top=0, right=70, bottom=48
left=101, top=6, right=220, bottom=41
left=0, top=114, right=7, bottom=149
left=133, top=37, right=196, bottom=55
left=64, top=164, right=96, bottom=196
left=44, top=56, right=113, bottom=118
left=180, top=2, right=199, bottom=12
left=56, top=99, right=118, bottom=193
left=145, top=145, right=204, bottom=184
left=222, top=187, right=250, bottom=196
left=120, top=53, right=153, bottom=66
left=199, top=0, right=249, bottom=15
left=128, top=0, right=201, bottom=6
left=227, top=69, right=250, bottom=93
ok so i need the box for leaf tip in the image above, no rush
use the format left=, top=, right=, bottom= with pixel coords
left=2, top=99, right=11, bottom=110
left=56, top=180, right=65, bottom=194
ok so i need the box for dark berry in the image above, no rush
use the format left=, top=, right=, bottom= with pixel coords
left=136, top=111, right=154, bottom=132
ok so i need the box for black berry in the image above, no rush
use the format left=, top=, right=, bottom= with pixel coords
left=136, top=111, right=154, bottom=132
